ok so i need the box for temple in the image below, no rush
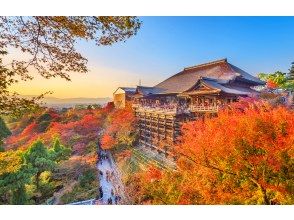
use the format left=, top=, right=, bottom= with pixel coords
left=113, top=87, right=136, bottom=108
left=114, top=58, right=265, bottom=157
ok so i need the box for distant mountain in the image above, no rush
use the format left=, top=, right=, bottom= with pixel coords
left=20, top=95, right=112, bottom=108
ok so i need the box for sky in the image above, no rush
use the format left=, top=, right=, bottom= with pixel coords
left=10, top=16, right=294, bottom=98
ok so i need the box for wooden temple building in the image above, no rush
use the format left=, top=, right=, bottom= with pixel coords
left=114, top=59, right=265, bottom=156
left=113, top=87, right=136, bottom=108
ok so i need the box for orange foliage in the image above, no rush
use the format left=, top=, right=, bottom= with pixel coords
left=100, top=107, right=136, bottom=150
left=101, top=134, right=116, bottom=150
left=174, top=99, right=294, bottom=204
left=5, top=108, right=105, bottom=155
left=20, top=122, right=37, bottom=136
left=127, top=99, right=294, bottom=205
left=145, top=166, right=162, bottom=182
left=267, top=79, right=278, bottom=89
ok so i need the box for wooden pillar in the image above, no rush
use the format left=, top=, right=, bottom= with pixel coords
left=172, top=116, right=175, bottom=143
left=164, top=115, right=167, bottom=139
left=157, top=114, right=159, bottom=144
left=143, top=117, right=146, bottom=143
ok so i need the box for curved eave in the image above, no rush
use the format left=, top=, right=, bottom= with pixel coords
left=180, top=89, right=221, bottom=96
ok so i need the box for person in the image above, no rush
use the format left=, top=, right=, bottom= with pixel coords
left=99, top=187, right=103, bottom=199
left=106, top=171, right=109, bottom=182
left=114, top=195, right=118, bottom=205
left=107, top=170, right=110, bottom=182
left=111, top=189, right=114, bottom=197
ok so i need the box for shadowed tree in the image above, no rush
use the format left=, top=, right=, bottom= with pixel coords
left=0, top=16, right=141, bottom=116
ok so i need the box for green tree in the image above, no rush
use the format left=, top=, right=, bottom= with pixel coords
left=50, top=138, right=71, bottom=162
left=0, top=139, right=71, bottom=204
left=24, top=140, right=55, bottom=193
left=0, top=16, right=141, bottom=116
left=0, top=117, right=11, bottom=151
left=258, top=71, right=294, bottom=90
left=0, top=150, right=33, bottom=204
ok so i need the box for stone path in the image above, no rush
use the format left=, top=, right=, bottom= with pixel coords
left=97, top=150, right=126, bottom=205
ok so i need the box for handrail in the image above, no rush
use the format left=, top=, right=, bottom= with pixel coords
left=134, top=104, right=219, bottom=113
left=68, top=198, right=100, bottom=205
left=189, top=105, right=219, bottom=112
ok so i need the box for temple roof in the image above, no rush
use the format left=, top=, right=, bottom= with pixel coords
left=135, top=86, right=165, bottom=96
left=113, top=87, right=136, bottom=95
left=153, top=58, right=265, bottom=94
left=182, top=78, right=259, bottom=96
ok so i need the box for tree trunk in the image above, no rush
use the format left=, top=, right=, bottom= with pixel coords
left=261, top=187, right=270, bottom=205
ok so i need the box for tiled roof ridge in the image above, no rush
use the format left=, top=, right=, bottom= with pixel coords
left=137, top=85, right=154, bottom=89
left=184, top=58, right=227, bottom=71
left=120, top=86, right=136, bottom=89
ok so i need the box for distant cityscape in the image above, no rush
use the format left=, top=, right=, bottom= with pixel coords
left=21, top=95, right=112, bottom=109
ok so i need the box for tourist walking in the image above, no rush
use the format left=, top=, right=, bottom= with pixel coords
left=114, top=195, right=118, bottom=204
left=99, top=186, right=103, bottom=199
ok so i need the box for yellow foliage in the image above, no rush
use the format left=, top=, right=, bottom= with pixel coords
left=0, top=150, right=23, bottom=175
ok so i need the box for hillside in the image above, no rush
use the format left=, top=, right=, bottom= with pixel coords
left=0, top=104, right=115, bottom=204
left=20, top=95, right=112, bottom=108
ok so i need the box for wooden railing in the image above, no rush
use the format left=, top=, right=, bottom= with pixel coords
left=189, top=105, right=219, bottom=112
left=135, top=106, right=178, bottom=114
left=133, top=104, right=219, bottom=114
left=68, top=198, right=98, bottom=205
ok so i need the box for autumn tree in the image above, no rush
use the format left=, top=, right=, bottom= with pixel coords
left=101, top=107, right=137, bottom=150
left=0, top=117, right=11, bottom=151
left=0, top=150, right=33, bottom=204
left=128, top=99, right=294, bottom=205
left=0, top=16, right=141, bottom=116
left=258, top=71, right=294, bottom=90
left=173, top=99, right=294, bottom=204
